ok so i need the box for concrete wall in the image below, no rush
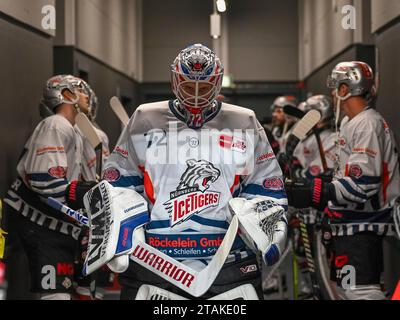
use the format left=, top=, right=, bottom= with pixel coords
left=375, top=23, right=400, bottom=140
left=371, top=0, right=400, bottom=33
left=74, top=50, right=139, bottom=148
left=299, top=0, right=373, bottom=79
left=0, top=0, right=56, bottom=36
left=142, top=0, right=212, bottom=82
left=228, top=0, right=299, bottom=82
left=0, top=17, right=53, bottom=199
left=142, top=0, right=299, bottom=83
left=55, top=0, right=141, bottom=81
left=75, top=0, right=140, bottom=81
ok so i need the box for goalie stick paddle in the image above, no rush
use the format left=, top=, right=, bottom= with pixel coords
left=110, top=96, right=130, bottom=127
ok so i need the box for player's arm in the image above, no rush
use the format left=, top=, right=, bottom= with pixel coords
left=286, top=127, right=382, bottom=210
left=230, top=119, right=288, bottom=266
left=331, top=129, right=382, bottom=205
left=240, top=122, right=288, bottom=211
left=23, top=126, right=72, bottom=204
left=102, top=110, right=145, bottom=193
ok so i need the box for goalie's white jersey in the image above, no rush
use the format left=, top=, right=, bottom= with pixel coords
left=103, top=100, right=287, bottom=262
left=329, top=108, right=400, bottom=236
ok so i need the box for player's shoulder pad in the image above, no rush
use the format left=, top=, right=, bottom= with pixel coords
left=354, top=109, right=385, bottom=134
left=220, top=102, right=259, bottom=129
left=134, top=101, right=170, bottom=115
left=42, top=114, right=76, bottom=136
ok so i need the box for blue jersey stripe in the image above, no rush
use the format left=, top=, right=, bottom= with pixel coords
left=241, top=184, right=287, bottom=199
left=146, top=219, right=170, bottom=230
left=190, top=215, right=229, bottom=229
left=38, top=190, right=66, bottom=198
left=146, top=216, right=230, bottom=230
left=338, top=179, right=368, bottom=200
left=28, top=173, right=60, bottom=182
left=111, top=175, right=143, bottom=188
left=30, top=179, right=68, bottom=190
left=350, top=176, right=381, bottom=185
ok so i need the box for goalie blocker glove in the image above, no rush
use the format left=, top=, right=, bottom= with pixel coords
left=229, top=197, right=288, bottom=266
left=285, top=178, right=336, bottom=211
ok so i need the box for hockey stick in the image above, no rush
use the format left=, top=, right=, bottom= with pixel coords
left=110, top=96, right=130, bottom=127
left=75, top=113, right=103, bottom=179
left=75, top=112, right=104, bottom=299
left=130, top=216, right=239, bottom=298
left=285, top=109, right=321, bottom=168
left=47, top=197, right=89, bottom=227
left=284, top=106, right=328, bottom=172
left=284, top=109, right=323, bottom=300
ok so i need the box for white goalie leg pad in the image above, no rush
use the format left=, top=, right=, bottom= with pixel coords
left=135, top=285, right=188, bottom=300
left=107, top=255, right=130, bottom=273
left=135, top=284, right=259, bottom=300
left=229, top=197, right=287, bottom=266
left=82, top=181, right=150, bottom=276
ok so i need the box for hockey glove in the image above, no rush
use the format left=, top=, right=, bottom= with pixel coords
left=285, top=178, right=334, bottom=211
left=66, top=181, right=97, bottom=210
left=229, top=197, right=288, bottom=266
left=317, top=168, right=334, bottom=183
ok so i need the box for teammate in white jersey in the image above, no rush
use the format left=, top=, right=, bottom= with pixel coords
left=294, top=95, right=336, bottom=180
left=270, top=96, right=298, bottom=151
left=3, top=75, right=100, bottom=299
left=96, top=44, right=289, bottom=299
left=286, top=61, right=400, bottom=299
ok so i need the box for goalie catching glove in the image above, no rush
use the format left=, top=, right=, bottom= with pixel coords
left=229, top=197, right=288, bottom=266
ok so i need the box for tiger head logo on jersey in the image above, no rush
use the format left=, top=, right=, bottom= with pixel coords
left=164, top=159, right=221, bottom=227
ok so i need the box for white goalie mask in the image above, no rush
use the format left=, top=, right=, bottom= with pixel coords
left=171, top=44, right=224, bottom=128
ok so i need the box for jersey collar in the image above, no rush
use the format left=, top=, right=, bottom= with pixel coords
left=168, top=100, right=222, bottom=129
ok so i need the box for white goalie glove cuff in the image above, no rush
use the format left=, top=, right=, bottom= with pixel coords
left=229, top=197, right=288, bottom=266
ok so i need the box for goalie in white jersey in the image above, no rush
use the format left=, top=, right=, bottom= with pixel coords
left=286, top=61, right=400, bottom=299
left=99, top=44, right=288, bottom=299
